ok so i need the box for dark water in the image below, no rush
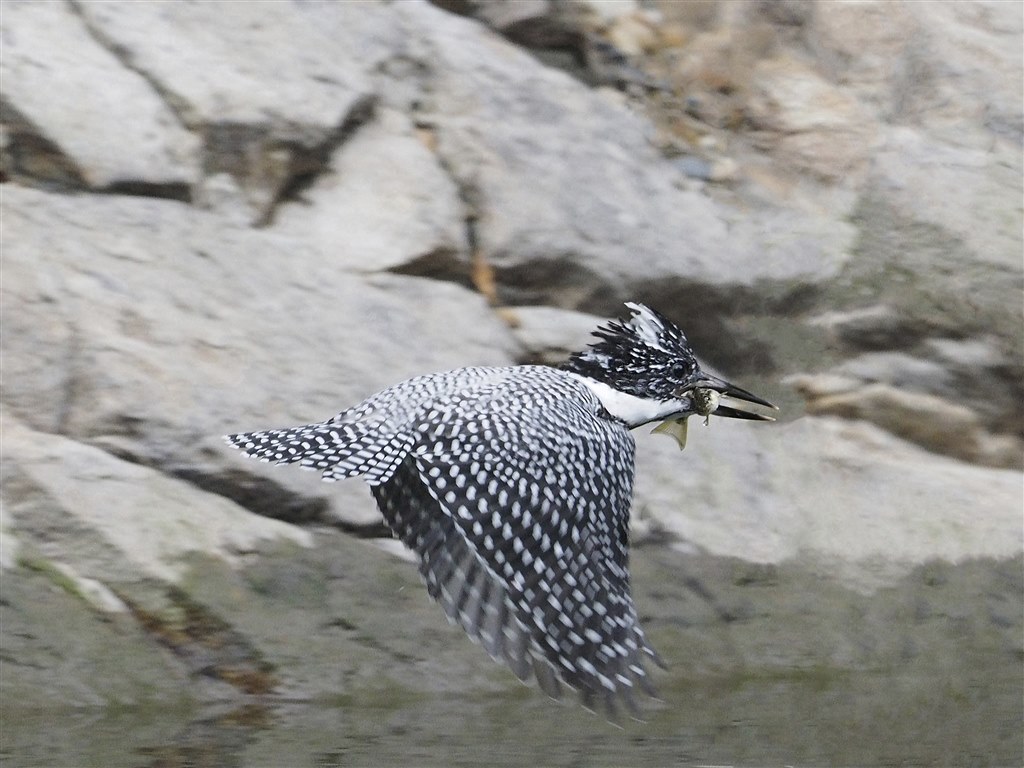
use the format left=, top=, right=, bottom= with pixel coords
left=3, top=541, right=1021, bottom=767
left=4, top=666, right=1021, bottom=768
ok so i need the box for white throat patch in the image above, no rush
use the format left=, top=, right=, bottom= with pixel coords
left=568, top=373, right=688, bottom=428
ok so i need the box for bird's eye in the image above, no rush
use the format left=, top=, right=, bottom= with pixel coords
left=670, top=362, right=690, bottom=378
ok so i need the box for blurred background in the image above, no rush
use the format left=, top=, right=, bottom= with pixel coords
left=1, top=1, right=1021, bottom=766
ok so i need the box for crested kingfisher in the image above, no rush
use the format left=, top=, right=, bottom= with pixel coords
left=226, top=302, right=776, bottom=718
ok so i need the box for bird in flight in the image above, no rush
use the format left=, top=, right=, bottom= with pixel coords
left=226, top=302, right=775, bottom=719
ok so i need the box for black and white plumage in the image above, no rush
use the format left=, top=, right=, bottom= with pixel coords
left=225, top=302, right=775, bottom=718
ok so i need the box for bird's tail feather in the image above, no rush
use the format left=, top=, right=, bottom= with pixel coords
left=224, top=422, right=412, bottom=485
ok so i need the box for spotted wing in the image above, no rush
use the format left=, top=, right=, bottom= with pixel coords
left=393, top=381, right=662, bottom=718
left=225, top=419, right=415, bottom=485
left=224, top=368, right=510, bottom=485
left=372, top=458, right=542, bottom=684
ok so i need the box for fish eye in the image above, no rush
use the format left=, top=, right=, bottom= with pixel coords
left=693, top=387, right=721, bottom=417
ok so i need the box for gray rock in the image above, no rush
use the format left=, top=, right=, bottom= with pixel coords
left=745, top=54, right=879, bottom=181
left=810, top=4, right=1023, bottom=376
left=634, top=415, right=1023, bottom=591
left=1, top=410, right=311, bottom=584
left=454, top=0, right=561, bottom=42
left=808, top=0, right=918, bottom=113
left=74, top=0, right=397, bottom=221
left=810, top=384, right=985, bottom=463
left=504, top=305, right=603, bottom=364
left=871, top=127, right=1022, bottom=275
left=785, top=372, right=863, bottom=400
left=786, top=372, right=1023, bottom=468
left=808, top=305, right=907, bottom=351
left=827, top=344, right=1023, bottom=443
left=834, top=352, right=954, bottom=395
left=811, top=0, right=1023, bottom=145
left=924, top=337, right=1022, bottom=435
left=673, top=155, right=714, bottom=180
left=75, top=1, right=386, bottom=128
left=401, top=1, right=851, bottom=316
left=925, top=336, right=1007, bottom=370
left=272, top=109, right=468, bottom=275
left=0, top=185, right=518, bottom=527
left=0, top=559, right=196, bottom=709
left=838, top=145, right=1021, bottom=374
left=0, top=1, right=1022, bottom=751
left=0, top=0, right=200, bottom=189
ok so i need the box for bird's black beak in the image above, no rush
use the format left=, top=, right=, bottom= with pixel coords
left=656, top=373, right=777, bottom=450
left=686, top=374, right=778, bottom=421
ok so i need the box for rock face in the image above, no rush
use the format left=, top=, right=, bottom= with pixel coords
left=1, top=1, right=1020, bottom=764
left=0, top=1, right=201, bottom=191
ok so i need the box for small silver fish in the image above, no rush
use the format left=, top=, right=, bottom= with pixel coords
left=652, top=386, right=774, bottom=450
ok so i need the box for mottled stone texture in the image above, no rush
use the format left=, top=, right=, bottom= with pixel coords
left=1, top=1, right=1020, bottom=763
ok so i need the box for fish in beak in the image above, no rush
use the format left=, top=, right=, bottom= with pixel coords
left=652, top=374, right=778, bottom=450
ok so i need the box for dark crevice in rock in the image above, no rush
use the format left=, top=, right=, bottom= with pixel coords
left=392, top=116, right=484, bottom=295
left=77, top=433, right=391, bottom=535
left=42, top=428, right=328, bottom=528
left=68, top=0, right=382, bottom=220
left=427, top=0, right=661, bottom=92
left=0, top=98, right=88, bottom=190
left=55, top=322, right=84, bottom=437
left=177, top=463, right=393, bottom=538
left=177, top=465, right=392, bottom=538
left=333, top=522, right=394, bottom=540
left=172, top=466, right=330, bottom=528
left=632, top=276, right=822, bottom=326
left=5, top=10, right=196, bottom=201
left=625, top=279, right=824, bottom=375
left=386, top=245, right=474, bottom=288
left=1, top=100, right=191, bottom=202
left=68, top=0, right=195, bottom=131
left=261, top=94, right=378, bottom=227
left=488, top=256, right=617, bottom=312
left=463, top=211, right=481, bottom=256
left=100, top=180, right=192, bottom=202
